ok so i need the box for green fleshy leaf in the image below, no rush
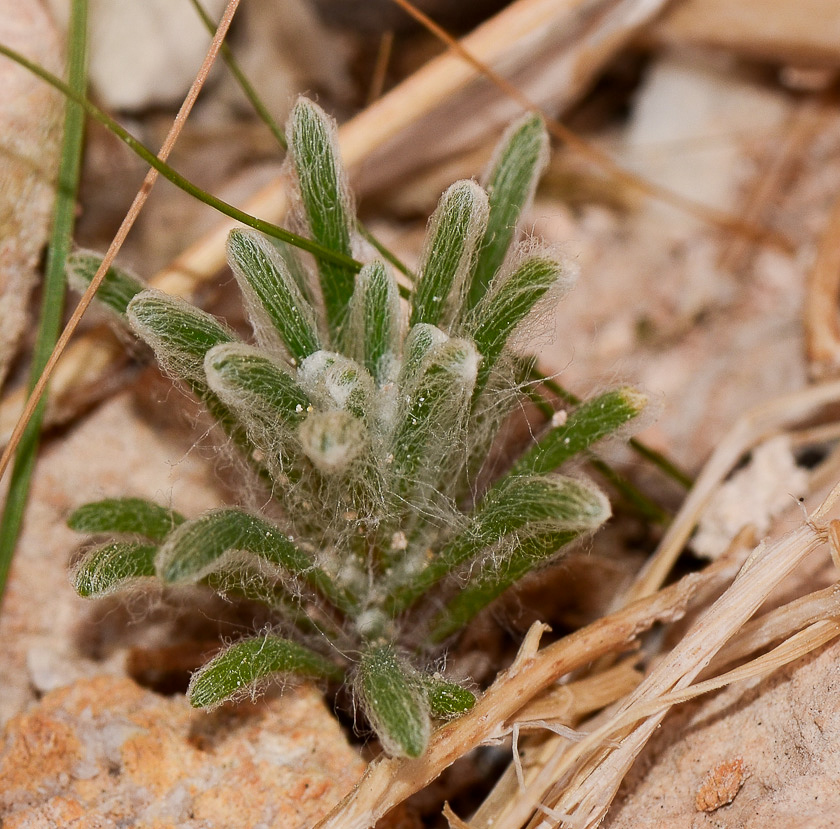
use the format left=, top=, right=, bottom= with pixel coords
left=429, top=530, right=579, bottom=643
left=467, top=113, right=548, bottom=311
left=410, top=180, right=488, bottom=329
left=205, top=343, right=310, bottom=424
left=389, top=335, right=479, bottom=499
left=127, top=289, right=236, bottom=388
left=357, top=643, right=430, bottom=758
left=73, top=541, right=157, bottom=597
left=343, top=260, right=401, bottom=385
left=298, top=351, right=375, bottom=422
left=389, top=475, right=608, bottom=613
left=66, top=250, right=145, bottom=318
left=467, top=252, right=570, bottom=391
left=423, top=675, right=476, bottom=720
left=204, top=342, right=310, bottom=479
left=155, top=508, right=352, bottom=613
left=68, top=497, right=185, bottom=542
left=227, top=228, right=321, bottom=364
left=509, top=388, right=647, bottom=477
left=188, top=634, right=343, bottom=708
left=288, top=98, right=355, bottom=339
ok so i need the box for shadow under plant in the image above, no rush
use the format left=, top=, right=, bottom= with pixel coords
left=67, top=98, right=645, bottom=758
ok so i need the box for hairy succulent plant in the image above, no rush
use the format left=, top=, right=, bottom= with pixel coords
left=67, top=99, right=646, bottom=758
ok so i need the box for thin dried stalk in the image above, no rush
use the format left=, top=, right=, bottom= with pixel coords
left=0, top=0, right=242, bottom=478
left=469, top=660, right=642, bottom=829
left=805, top=188, right=840, bottom=378
left=625, top=379, right=840, bottom=605
left=314, top=556, right=739, bottom=829
left=540, top=514, right=833, bottom=827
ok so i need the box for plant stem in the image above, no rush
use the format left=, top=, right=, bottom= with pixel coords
left=0, top=0, right=88, bottom=609
left=0, top=41, right=361, bottom=273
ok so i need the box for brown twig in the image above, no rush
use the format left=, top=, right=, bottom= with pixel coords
left=314, top=556, right=738, bottom=829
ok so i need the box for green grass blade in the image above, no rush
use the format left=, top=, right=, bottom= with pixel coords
left=73, top=541, right=157, bottom=597
left=508, top=388, right=647, bottom=478
left=344, top=261, right=401, bottom=385
left=227, top=229, right=321, bottom=364
left=187, top=0, right=287, bottom=150
left=467, top=113, right=549, bottom=311
left=357, top=643, right=430, bottom=758
left=65, top=250, right=145, bottom=317
left=288, top=98, right=356, bottom=339
left=0, top=41, right=361, bottom=272
left=68, top=497, right=185, bottom=542
left=389, top=475, right=608, bottom=613
left=468, top=253, right=570, bottom=391
left=0, top=0, right=88, bottom=611
left=410, top=180, right=488, bottom=328
left=188, top=634, right=343, bottom=709
left=155, top=508, right=353, bottom=614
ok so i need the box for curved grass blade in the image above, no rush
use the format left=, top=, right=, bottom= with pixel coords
left=344, top=261, right=401, bottom=385
left=68, top=497, right=184, bottom=542
left=155, top=508, right=354, bottom=614
left=467, top=252, right=570, bottom=391
left=188, top=634, right=343, bottom=709
left=0, top=41, right=361, bottom=272
left=227, top=228, right=320, bottom=364
left=73, top=541, right=157, bottom=597
left=288, top=98, right=356, bottom=339
left=65, top=250, right=145, bottom=318
left=410, top=180, right=488, bottom=329
left=0, top=0, right=88, bottom=611
left=467, top=113, right=549, bottom=311
left=389, top=475, right=608, bottom=613
left=508, top=387, right=647, bottom=478
left=357, top=643, right=430, bottom=758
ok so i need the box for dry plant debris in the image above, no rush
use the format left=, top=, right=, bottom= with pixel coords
left=4, top=0, right=840, bottom=827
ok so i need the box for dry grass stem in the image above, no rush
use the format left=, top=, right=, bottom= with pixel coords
left=626, top=379, right=840, bottom=605
left=0, top=0, right=242, bottom=480
left=469, top=660, right=642, bottom=829
left=0, top=0, right=787, bottom=448
left=539, top=513, right=833, bottom=827
left=314, top=556, right=739, bottom=829
left=805, top=188, right=840, bottom=377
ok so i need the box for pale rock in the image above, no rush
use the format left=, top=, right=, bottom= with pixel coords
left=0, top=0, right=62, bottom=388
left=604, top=637, right=840, bottom=828
left=692, top=436, right=809, bottom=559
left=0, top=676, right=365, bottom=828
